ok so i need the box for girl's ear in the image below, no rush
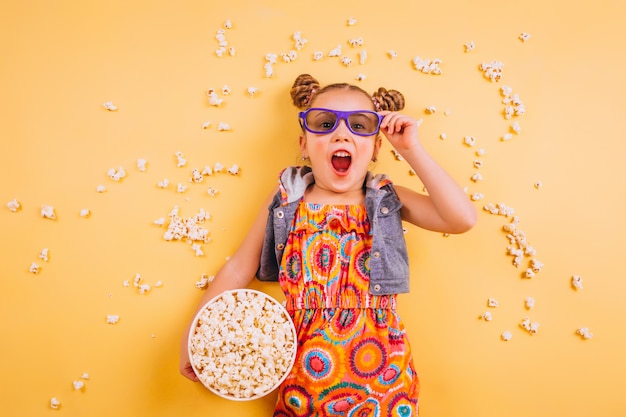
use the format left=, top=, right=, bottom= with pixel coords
left=372, top=135, right=382, bottom=161
left=299, top=135, right=307, bottom=157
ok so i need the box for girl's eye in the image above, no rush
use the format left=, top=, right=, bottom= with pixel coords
left=351, top=122, right=366, bottom=132
left=319, top=120, right=335, bottom=130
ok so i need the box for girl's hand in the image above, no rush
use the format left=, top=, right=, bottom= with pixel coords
left=378, top=111, right=422, bottom=155
left=180, top=357, right=200, bottom=382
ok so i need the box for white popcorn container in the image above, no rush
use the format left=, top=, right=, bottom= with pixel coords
left=188, top=289, right=297, bottom=401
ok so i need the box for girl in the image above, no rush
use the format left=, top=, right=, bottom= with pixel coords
left=180, top=73, right=477, bottom=416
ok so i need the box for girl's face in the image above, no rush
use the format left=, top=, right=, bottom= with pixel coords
left=300, top=89, right=382, bottom=198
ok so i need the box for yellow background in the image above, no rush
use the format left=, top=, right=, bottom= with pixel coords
left=1, top=1, right=625, bottom=416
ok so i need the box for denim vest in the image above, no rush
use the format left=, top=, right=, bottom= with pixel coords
left=256, top=166, right=410, bottom=295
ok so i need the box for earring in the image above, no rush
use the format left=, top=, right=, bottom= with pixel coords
left=302, top=156, right=309, bottom=161
left=371, top=157, right=378, bottom=163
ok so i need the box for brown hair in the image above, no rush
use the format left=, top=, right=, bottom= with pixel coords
left=290, top=73, right=405, bottom=111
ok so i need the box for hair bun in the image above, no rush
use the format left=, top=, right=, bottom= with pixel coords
left=372, top=87, right=405, bottom=111
left=290, top=74, right=320, bottom=109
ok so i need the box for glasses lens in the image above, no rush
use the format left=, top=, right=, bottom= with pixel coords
left=305, top=110, right=338, bottom=133
left=304, top=109, right=380, bottom=135
left=347, top=112, right=380, bottom=135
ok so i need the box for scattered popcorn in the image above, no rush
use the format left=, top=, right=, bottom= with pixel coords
left=207, top=187, right=219, bottom=197
left=464, top=136, right=476, bottom=146
left=355, top=73, right=366, bottom=81
left=483, top=202, right=514, bottom=217
left=265, top=53, right=278, bottom=64
left=107, top=166, right=126, bottom=181
left=221, top=85, right=231, bottom=95
left=73, top=380, right=85, bottom=390
left=293, top=32, right=308, bottom=50
left=29, top=262, right=40, bottom=274
left=425, top=106, right=437, bottom=114
left=312, top=51, right=324, bottom=61
left=471, top=192, right=484, bottom=201
left=202, top=121, right=211, bottom=129
left=176, top=183, right=187, bottom=193
left=481, top=311, right=493, bottom=321
left=519, top=317, right=540, bottom=335
left=412, top=56, right=442, bottom=74
left=340, top=56, right=352, bottom=66
left=154, top=217, right=165, bottom=226
left=247, top=86, right=259, bottom=97
left=524, top=268, right=536, bottom=279
left=501, top=331, right=512, bottom=341
left=464, top=41, right=475, bottom=52
left=157, top=178, right=169, bottom=188
left=347, top=17, right=357, bottom=26
left=530, top=259, right=544, bottom=273
left=202, top=166, right=213, bottom=176
left=387, top=50, right=398, bottom=59
left=511, top=121, right=521, bottom=134
left=215, top=47, right=227, bottom=57
left=576, top=327, right=593, bottom=340
left=192, top=244, right=204, bottom=256
left=79, top=209, right=90, bottom=218
left=476, top=148, right=486, bottom=156
left=471, top=173, right=483, bottom=182
left=190, top=168, right=204, bottom=183
left=39, top=248, right=49, bottom=261
left=501, top=86, right=526, bottom=119
left=227, top=164, right=240, bottom=175
left=488, top=298, right=499, bottom=308
left=217, top=122, right=231, bottom=131
left=519, top=32, right=531, bottom=42
left=162, top=206, right=211, bottom=251
left=96, top=184, right=106, bottom=193
left=502, top=133, right=513, bottom=141
left=106, top=315, right=120, bottom=324
left=359, top=50, right=367, bottom=65
left=175, top=152, right=187, bottom=167
left=41, top=205, right=56, bottom=219
left=103, top=101, right=118, bottom=111
left=480, top=60, right=504, bottom=82
left=195, top=273, right=215, bottom=289
left=223, top=19, right=232, bottom=29
left=473, top=160, right=483, bottom=169
left=81, top=373, right=90, bottom=380
left=50, top=397, right=61, bottom=409
left=207, top=89, right=224, bottom=107
left=391, top=149, right=403, bottom=161
left=137, top=158, right=148, bottom=172
left=534, top=181, right=543, bottom=189
left=188, top=289, right=297, bottom=399
left=439, top=133, right=447, bottom=140
left=571, top=275, right=584, bottom=290
left=348, top=37, right=364, bottom=47
left=7, top=198, right=20, bottom=212
left=214, top=162, right=224, bottom=173
left=328, top=44, right=342, bottom=57
left=524, top=297, right=535, bottom=309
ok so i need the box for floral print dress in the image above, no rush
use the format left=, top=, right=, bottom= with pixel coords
left=273, top=200, right=419, bottom=417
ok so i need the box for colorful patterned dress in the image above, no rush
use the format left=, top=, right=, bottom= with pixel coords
left=273, top=200, right=419, bottom=417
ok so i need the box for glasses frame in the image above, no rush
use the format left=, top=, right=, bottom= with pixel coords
left=298, top=108, right=384, bottom=137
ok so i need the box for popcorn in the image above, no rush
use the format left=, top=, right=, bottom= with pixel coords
left=501, top=86, right=526, bottom=119
left=571, top=275, right=584, bottom=290
left=387, top=50, right=398, bottom=59
left=328, top=44, right=342, bottom=57
left=157, top=178, right=169, bottom=188
left=534, top=181, right=543, bottom=189
left=207, top=89, right=223, bottom=107
left=511, top=121, right=521, bottom=134
left=177, top=183, right=187, bottom=193
left=312, top=51, right=324, bottom=61
left=412, top=56, right=442, bottom=75
left=247, top=86, right=259, bottom=97
left=502, top=133, right=513, bottom=141
left=519, top=32, right=531, bottom=42
left=29, top=262, right=40, bottom=274
left=50, top=397, right=61, bottom=409
left=103, top=101, right=118, bottom=111
left=207, top=187, right=219, bottom=197
left=137, top=158, right=148, bottom=172
left=217, top=122, right=231, bottom=131
left=470, top=192, right=484, bottom=201
left=106, top=315, right=120, bottom=324
left=192, top=244, right=204, bottom=256
left=223, top=19, right=232, bottom=29
left=188, top=289, right=297, bottom=399
left=39, top=248, right=49, bottom=261
left=339, top=56, right=352, bottom=66
left=576, top=327, right=593, bottom=340
left=524, top=297, right=535, bottom=309
left=425, top=106, right=437, bottom=114
left=96, top=185, right=106, bottom=193
left=359, top=50, right=367, bottom=65
left=464, top=41, right=475, bottom=52
left=107, top=166, right=126, bottom=181
left=175, top=152, right=187, bottom=167
left=293, top=32, right=308, bottom=50
left=73, top=380, right=85, bottom=390
left=464, top=136, right=476, bottom=146
left=471, top=173, right=483, bottom=182
left=7, top=198, right=20, bottom=212
left=519, top=317, right=540, bottom=335
left=480, top=60, right=504, bottom=82
left=355, top=74, right=366, bottom=81
left=439, top=133, right=447, bottom=140
left=190, top=168, right=204, bottom=183
left=347, top=17, right=357, bottom=26
left=202, top=121, right=211, bottom=129
left=501, top=331, right=512, bottom=341
left=348, top=37, right=364, bottom=47
left=41, top=205, right=56, bottom=219
left=195, top=273, right=215, bottom=289
left=227, top=164, right=240, bottom=175
left=79, top=209, right=90, bottom=218
left=481, top=311, right=493, bottom=321
left=162, top=206, right=211, bottom=251
left=487, top=298, right=499, bottom=308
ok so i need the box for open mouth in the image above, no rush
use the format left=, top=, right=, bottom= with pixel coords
left=331, top=151, right=352, bottom=173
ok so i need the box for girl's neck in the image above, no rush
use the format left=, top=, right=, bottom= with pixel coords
left=304, top=183, right=365, bottom=205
